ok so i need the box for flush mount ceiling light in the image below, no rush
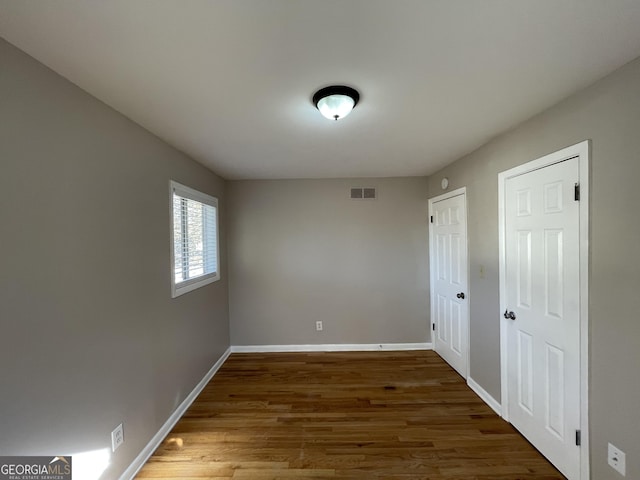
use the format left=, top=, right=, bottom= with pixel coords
left=312, top=85, right=360, bottom=121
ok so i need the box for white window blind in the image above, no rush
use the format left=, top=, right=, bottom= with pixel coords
left=170, top=181, right=219, bottom=297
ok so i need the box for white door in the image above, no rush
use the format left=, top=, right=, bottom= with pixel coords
left=504, top=157, right=581, bottom=479
left=429, top=189, right=469, bottom=378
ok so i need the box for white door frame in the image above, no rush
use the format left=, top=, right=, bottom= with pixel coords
left=428, top=186, right=470, bottom=379
left=498, top=140, right=590, bottom=479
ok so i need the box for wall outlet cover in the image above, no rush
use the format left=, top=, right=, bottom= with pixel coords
left=608, top=442, right=626, bottom=476
left=112, top=423, right=124, bottom=452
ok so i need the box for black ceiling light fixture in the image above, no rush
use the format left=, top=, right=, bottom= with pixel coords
left=312, top=85, right=360, bottom=121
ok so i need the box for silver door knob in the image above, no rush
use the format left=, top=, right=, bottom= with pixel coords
left=503, top=309, right=516, bottom=320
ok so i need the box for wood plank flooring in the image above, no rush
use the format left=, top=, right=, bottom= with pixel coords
left=136, top=351, right=564, bottom=479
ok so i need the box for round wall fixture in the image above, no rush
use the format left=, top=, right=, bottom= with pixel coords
left=441, top=177, right=449, bottom=190
left=313, top=85, right=360, bottom=121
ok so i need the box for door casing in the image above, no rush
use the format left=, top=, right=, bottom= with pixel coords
left=429, top=186, right=470, bottom=379
left=498, top=140, right=590, bottom=479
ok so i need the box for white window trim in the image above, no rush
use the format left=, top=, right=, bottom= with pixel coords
left=169, top=181, right=220, bottom=298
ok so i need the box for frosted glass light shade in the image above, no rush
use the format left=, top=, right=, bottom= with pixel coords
left=312, top=85, right=360, bottom=121
left=317, top=94, right=355, bottom=121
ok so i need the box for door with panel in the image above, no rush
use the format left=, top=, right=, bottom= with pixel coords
left=504, top=157, right=581, bottom=479
left=430, top=190, right=469, bottom=378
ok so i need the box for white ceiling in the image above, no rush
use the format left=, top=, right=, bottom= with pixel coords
left=2, top=1, right=640, bottom=180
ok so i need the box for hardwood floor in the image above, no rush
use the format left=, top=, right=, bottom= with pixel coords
left=136, top=351, right=564, bottom=479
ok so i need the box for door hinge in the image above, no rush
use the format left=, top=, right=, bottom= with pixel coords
left=432, top=323, right=436, bottom=331
left=574, top=183, right=580, bottom=201
left=430, top=215, right=434, bottom=223
left=575, top=429, right=581, bottom=446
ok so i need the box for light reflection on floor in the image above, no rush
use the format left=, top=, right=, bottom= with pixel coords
left=68, top=447, right=111, bottom=480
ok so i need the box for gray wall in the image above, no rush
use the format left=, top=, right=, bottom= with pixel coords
left=0, top=38, right=229, bottom=479
left=428, top=56, right=640, bottom=478
left=228, top=177, right=430, bottom=346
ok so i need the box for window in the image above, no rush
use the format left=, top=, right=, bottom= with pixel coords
left=170, top=181, right=219, bottom=297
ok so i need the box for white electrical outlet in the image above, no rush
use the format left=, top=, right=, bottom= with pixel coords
left=111, top=423, right=124, bottom=452
left=608, top=442, right=626, bottom=476
left=316, top=321, right=323, bottom=331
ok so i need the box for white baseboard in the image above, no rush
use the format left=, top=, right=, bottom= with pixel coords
left=467, top=376, right=502, bottom=416
left=231, top=343, right=432, bottom=353
left=120, top=347, right=232, bottom=480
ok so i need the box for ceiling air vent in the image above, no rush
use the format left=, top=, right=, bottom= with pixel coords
left=350, top=187, right=376, bottom=200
